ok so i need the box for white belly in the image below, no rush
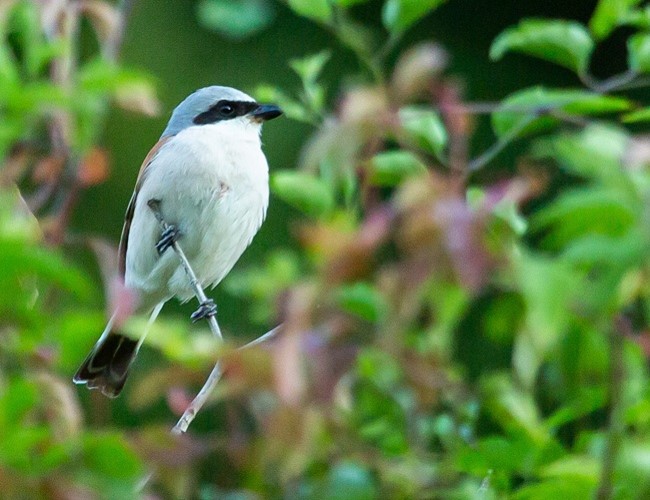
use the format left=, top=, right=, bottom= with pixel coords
left=124, top=124, right=269, bottom=307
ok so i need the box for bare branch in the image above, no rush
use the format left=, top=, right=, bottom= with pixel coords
left=171, top=323, right=282, bottom=435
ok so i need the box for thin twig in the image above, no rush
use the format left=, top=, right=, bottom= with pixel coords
left=147, top=200, right=282, bottom=434
left=581, top=69, right=638, bottom=95
left=147, top=200, right=224, bottom=434
left=135, top=322, right=282, bottom=495
left=467, top=114, right=538, bottom=172
left=172, top=360, right=223, bottom=434
left=171, top=324, right=283, bottom=434
left=239, top=324, right=283, bottom=351
left=459, top=68, right=648, bottom=172
left=328, top=6, right=384, bottom=84
left=376, top=30, right=403, bottom=66
left=147, top=200, right=223, bottom=342
left=609, top=75, right=650, bottom=92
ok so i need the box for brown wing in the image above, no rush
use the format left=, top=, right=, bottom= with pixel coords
left=118, top=136, right=173, bottom=278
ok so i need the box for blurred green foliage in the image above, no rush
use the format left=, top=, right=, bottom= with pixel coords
left=2, top=0, right=650, bottom=498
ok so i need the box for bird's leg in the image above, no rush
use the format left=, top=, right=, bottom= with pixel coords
left=147, top=199, right=181, bottom=255
left=147, top=199, right=216, bottom=324
left=155, top=225, right=180, bottom=255
left=190, top=298, right=217, bottom=322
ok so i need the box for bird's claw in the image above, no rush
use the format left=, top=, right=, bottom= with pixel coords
left=156, top=225, right=180, bottom=255
left=191, top=299, right=217, bottom=323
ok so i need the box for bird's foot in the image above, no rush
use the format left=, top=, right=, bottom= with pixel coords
left=191, top=299, right=217, bottom=323
left=155, top=225, right=180, bottom=255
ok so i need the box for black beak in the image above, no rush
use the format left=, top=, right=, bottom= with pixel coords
left=251, top=104, right=283, bottom=121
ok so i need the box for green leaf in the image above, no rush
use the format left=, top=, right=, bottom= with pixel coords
left=76, top=60, right=159, bottom=146
left=628, top=32, right=650, bottom=72
left=0, top=241, right=93, bottom=299
left=622, top=106, right=650, bottom=122
left=466, top=186, right=528, bottom=237
left=124, top=317, right=217, bottom=366
left=333, top=0, right=372, bottom=6
left=350, top=368, right=410, bottom=454
left=545, top=388, right=607, bottom=429
left=590, top=0, right=643, bottom=39
left=79, top=59, right=158, bottom=97
left=513, top=254, right=577, bottom=388
left=531, top=188, right=637, bottom=248
left=357, top=349, right=403, bottom=389
left=0, top=378, right=39, bottom=427
left=491, top=87, right=631, bottom=138
left=561, top=232, right=646, bottom=268
left=83, top=433, right=144, bottom=480
left=289, top=50, right=331, bottom=84
left=0, top=41, right=19, bottom=87
left=226, top=250, right=299, bottom=299
left=382, top=0, right=447, bottom=33
left=197, top=0, right=276, bottom=40
left=0, top=426, right=51, bottom=472
left=368, top=150, right=427, bottom=186
left=423, top=283, right=470, bottom=353
left=614, top=442, right=650, bottom=497
left=255, top=84, right=309, bottom=123
left=272, top=170, right=334, bottom=217
left=9, top=0, right=41, bottom=77
left=336, top=282, right=387, bottom=323
left=494, top=202, right=528, bottom=237
left=626, top=8, right=650, bottom=30
left=8, top=81, right=68, bottom=114
left=57, top=311, right=106, bottom=371
left=456, top=436, right=531, bottom=475
left=398, top=106, right=447, bottom=160
left=0, top=187, right=41, bottom=242
left=481, top=373, right=550, bottom=444
left=490, top=19, right=594, bottom=74
left=532, top=124, right=629, bottom=184
left=289, top=51, right=330, bottom=117
left=225, top=250, right=300, bottom=323
left=287, top=0, right=332, bottom=23
left=512, top=479, right=596, bottom=499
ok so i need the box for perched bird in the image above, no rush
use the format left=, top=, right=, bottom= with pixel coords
left=74, top=86, right=282, bottom=397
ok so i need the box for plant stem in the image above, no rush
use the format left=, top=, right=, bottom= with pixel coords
left=581, top=69, right=638, bottom=94
left=147, top=200, right=223, bottom=343
left=171, top=324, right=283, bottom=434
left=467, top=114, right=537, bottom=172
left=147, top=201, right=282, bottom=434
left=328, top=6, right=384, bottom=85
left=147, top=200, right=224, bottom=434
left=595, top=317, right=627, bottom=500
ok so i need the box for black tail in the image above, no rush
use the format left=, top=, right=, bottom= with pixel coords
left=73, top=330, right=140, bottom=398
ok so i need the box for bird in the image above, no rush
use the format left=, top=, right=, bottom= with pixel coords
left=73, top=86, right=282, bottom=397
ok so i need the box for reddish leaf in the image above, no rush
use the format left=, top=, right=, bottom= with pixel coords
left=77, top=147, right=110, bottom=187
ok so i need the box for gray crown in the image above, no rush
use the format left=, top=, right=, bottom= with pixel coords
left=162, top=86, right=255, bottom=137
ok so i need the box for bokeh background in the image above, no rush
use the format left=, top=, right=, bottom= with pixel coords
left=2, top=0, right=650, bottom=498
left=82, top=0, right=611, bottom=331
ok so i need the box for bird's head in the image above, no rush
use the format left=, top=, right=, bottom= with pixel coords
left=162, top=86, right=282, bottom=138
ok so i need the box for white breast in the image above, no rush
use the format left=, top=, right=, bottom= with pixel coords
left=125, top=122, right=269, bottom=306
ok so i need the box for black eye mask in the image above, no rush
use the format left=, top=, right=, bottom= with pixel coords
left=193, top=100, right=259, bottom=125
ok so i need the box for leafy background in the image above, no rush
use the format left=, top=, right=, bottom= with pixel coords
left=1, top=0, right=650, bottom=498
